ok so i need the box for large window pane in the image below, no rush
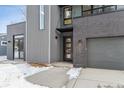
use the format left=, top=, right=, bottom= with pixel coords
left=93, top=8, right=103, bottom=14
left=64, top=7, right=72, bottom=18
left=72, top=6, right=82, bottom=17
left=93, top=5, right=103, bottom=9
left=83, top=5, right=91, bottom=11
left=117, top=5, right=124, bottom=10
left=40, top=5, right=45, bottom=30
left=83, top=11, right=91, bottom=16
left=104, top=6, right=116, bottom=12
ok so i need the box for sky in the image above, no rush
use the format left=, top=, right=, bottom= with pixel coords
left=0, top=5, right=26, bottom=33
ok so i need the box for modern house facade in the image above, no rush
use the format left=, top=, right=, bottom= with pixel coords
left=7, top=5, right=124, bottom=70
left=0, top=33, right=7, bottom=56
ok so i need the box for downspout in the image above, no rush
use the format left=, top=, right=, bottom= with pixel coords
left=48, top=5, right=51, bottom=64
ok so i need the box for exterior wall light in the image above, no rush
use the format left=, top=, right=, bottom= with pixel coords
left=8, top=41, right=11, bottom=43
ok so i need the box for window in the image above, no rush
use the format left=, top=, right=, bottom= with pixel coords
left=117, top=5, right=124, bottom=10
left=63, top=7, right=72, bottom=25
left=83, top=5, right=91, bottom=11
left=81, top=5, right=118, bottom=16
left=93, top=8, right=103, bottom=14
left=40, top=5, right=45, bottom=30
left=93, top=5, right=103, bottom=9
left=64, top=7, right=72, bottom=18
left=1, top=41, right=7, bottom=46
left=104, top=5, right=116, bottom=12
left=82, top=5, right=92, bottom=16
left=72, top=6, right=82, bottom=17
left=93, top=5, right=103, bottom=14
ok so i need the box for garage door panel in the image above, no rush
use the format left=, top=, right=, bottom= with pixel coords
left=87, top=37, right=124, bottom=70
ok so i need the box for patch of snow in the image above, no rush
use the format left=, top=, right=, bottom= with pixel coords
left=66, top=68, right=82, bottom=80
left=0, top=56, right=7, bottom=61
left=0, top=63, right=51, bottom=88
left=16, top=63, right=51, bottom=77
left=6, top=78, right=49, bottom=88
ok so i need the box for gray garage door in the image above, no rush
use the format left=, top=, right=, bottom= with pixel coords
left=87, top=37, right=124, bottom=70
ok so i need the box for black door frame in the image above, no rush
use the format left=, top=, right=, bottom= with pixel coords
left=63, top=36, right=73, bottom=62
left=13, top=34, right=24, bottom=60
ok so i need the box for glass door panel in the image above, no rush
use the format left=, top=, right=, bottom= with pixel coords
left=63, top=37, right=72, bottom=61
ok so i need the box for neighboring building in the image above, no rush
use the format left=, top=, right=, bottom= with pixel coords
left=0, top=33, right=7, bottom=56
left=7, top=5, right=124, bottom=70
left=7, top=22, right=25, bottom=60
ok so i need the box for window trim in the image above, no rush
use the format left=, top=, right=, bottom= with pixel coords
left=40, top=5, right=45, bottom=30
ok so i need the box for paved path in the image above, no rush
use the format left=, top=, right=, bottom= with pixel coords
left=26, top=67, right=69, bottom=88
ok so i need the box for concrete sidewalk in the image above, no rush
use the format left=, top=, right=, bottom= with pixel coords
left=26, top=67, right=124, bottom=88
left=26, top=67, right=69, bottom=88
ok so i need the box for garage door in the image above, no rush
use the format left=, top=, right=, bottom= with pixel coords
left=87, top=37, right=124, bottom=70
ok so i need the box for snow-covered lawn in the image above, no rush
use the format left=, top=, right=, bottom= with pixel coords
left=0, top=56, right=7, bottom=61
left=0, top=63, right=51, bottom=88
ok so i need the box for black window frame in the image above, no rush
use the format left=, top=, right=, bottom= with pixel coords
left=81, top=5, right=117, bottom=17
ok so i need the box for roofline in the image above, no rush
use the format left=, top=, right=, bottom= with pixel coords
left=0, top=34, right=7, bottom=37
left=7, top=21, right=26, bottom=27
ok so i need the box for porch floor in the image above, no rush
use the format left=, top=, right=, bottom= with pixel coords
left=51, top=62, right=73, bottom=68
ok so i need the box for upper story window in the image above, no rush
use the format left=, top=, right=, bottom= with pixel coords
left=72, top=6, right=82, bottom=18
left=82, top=5, right=117, bottom=16
left=93, top=5, right=103, bottom=14
left=61, top=5, right=124, bottom=26
left=103, top=5, right=117, bottom=12
left=40, top=5, right=45, bottom=30
left=117, top=5, right=124, bottom=10
left=82, top=5, right=92, bottom=16
left=63, top=6, right=72, bottom=25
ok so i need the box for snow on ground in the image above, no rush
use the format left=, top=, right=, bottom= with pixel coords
left=0, top=63, right=51, bottom=88
left=15, top=63, right=50, bottom=77
left=0, top=56, right=7, bottom=61
left=66, top=68, right=82, bottom=80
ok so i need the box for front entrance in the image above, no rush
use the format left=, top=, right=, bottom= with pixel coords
left=13, top=35, right=24, bottom=60
left=63, top=36, right=72, bottom=61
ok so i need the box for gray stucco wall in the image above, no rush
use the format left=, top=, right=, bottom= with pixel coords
left=0, top=35, right=7, bottom=56
left=7, top=22, right=25, bottom=60
left=50, top=5, right=62, bottom=62
left=73, top=11, right=124, bottom=67
left=26, top=5, right=49, bottom=63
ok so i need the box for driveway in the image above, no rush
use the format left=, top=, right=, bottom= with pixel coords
left=26, top=67, right=124, bottom=88
left=67, top=68, right=124, bottom=88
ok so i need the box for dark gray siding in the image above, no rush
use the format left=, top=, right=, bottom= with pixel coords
left=0, top=35, right=7, bottom=56
left=26, top=5, right=49, bottom=63
left=50, top=6, right=62, bottom=62
left=73, top=11, right=124, bottom=67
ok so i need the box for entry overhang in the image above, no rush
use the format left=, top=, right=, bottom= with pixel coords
left=56, top=26, right=73, bottom=33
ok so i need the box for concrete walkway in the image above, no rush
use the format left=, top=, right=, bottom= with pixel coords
left=26, top=67, right=69, bottom=88
left=26, top=67, right=124, bottom=88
